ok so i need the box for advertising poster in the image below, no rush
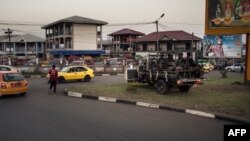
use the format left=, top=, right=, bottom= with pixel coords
left=205, top=0, right=250, bottom=34
left=203, top=35, right=242, bottom=58
left=208, top=0, right=250, bottom=27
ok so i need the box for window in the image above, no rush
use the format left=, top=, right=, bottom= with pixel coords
left=186, top=43, right=191, bottom=50
left=167, top=43, right=172, bottom=51
left=143, top=44, right=147, bottom=51
left=76, top=67, right=87, bottom=72
left=0, top=67, right=11, bottom=71
left=3, top=73, right=24, bottom=82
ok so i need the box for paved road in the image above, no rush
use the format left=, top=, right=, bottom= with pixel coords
left=0, top=76, right=233, bottom=141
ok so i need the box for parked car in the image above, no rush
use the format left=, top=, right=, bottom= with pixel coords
left=47, top=66, right=94, bottom=83
left=69, top=60, right=85, bottom=66
left=225, top=63, right=244, bottom=72
left=0, top=71, right=28, bottom=97
left=0, top=65, right=20, bottom=72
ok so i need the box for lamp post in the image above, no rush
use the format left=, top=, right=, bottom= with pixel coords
left=155, top=13, right=165, bottom=57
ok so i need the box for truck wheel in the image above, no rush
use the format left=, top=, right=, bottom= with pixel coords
left=179, top=85, right=191, bottom=93
left=155, top=79, right=168, bottom=94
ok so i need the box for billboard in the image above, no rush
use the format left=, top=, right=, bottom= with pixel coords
left=203, top=35, right=242, bottom=58
left=205, top=0, right=250, bottom=35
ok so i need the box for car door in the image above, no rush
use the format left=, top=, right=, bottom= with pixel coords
left=233, top=64, right=241, bottom=72
left=65, top=67, right=78, bottom=80
left=75, top=67, right=87, bottom=80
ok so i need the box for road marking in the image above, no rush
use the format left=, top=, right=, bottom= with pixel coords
left=136, top=102, right=159, bottom=108
left=68, top=92, right=82, bottom=98
left=186, top=109, right=215, bottom=118
left=98, top=96, right=116, bottom=102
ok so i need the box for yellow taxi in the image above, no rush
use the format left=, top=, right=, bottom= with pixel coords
left=47, top=66, right=94, bottom=83
left=0, top=71, right=28, bottom=97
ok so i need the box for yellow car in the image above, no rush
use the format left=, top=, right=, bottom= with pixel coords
left=202, top=63, right=214, bottom=73
left=47, top=66, right=94, bottom=83
left=0, top=71, right=28, bottom=97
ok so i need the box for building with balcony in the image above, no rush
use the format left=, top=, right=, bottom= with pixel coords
left=136, top=30, right=201, bottom=59
left=41, top=16, right=108, bottom=59
left=0, top=34, right=45, bottom=59
left=108, top=28, right=145, bottom=58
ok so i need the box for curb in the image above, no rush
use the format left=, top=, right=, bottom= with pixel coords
left=23, top=74, right=124, bottom=78
left=65, top=90, right=250, bottom=124
left=24, top=75, right=46, bottom=78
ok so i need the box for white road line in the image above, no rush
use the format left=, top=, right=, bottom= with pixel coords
left=186, top=109, right=215, bottom=118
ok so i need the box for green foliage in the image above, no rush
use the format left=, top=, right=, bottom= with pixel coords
left=126, top=82, right=139, bottom=92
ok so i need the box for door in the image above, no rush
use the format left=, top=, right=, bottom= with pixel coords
left=75, top=67, right=87, bottom=80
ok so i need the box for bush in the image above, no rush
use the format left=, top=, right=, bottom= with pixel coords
left=219, top=69, right=228, bottom=78
left=126, top=82, right=139, bottom=92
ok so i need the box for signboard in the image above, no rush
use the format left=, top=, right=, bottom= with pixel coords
left=205, top=0, right=250, bottom=35
left=203, top=35, right=242, bottom=58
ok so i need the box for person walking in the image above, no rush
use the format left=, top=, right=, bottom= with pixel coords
left=48, top=64, right=58, bottom=95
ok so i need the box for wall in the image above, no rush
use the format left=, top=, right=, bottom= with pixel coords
left=73, top=24, right=97, bottom=50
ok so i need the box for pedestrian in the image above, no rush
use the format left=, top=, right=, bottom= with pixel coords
left=240, top=64, right=244, bottom=73
left=48, top=64, right=58, bottom=95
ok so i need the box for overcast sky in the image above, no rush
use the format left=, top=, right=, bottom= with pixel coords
left=0, top=0, right=206, bottom=38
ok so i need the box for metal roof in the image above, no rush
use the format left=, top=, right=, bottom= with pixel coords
left=108, top=28, right=145, bottom=36
left=0, top=34, right=44, bottom=42
left=42, top=16, right=108, bottom=29
left=136, top=30, right=201, bottom=42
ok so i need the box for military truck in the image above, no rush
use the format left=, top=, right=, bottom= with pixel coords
left=125, top=52, right=203, bottom=94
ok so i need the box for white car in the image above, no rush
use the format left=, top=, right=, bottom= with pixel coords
left=225, top=63, right=244, bottom=72
left=0, top=65, right=20, bottom=72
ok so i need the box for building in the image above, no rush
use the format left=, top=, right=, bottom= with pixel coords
left=0, top=34, right=45, bottom=58
left=136, top=30, right=201, bottom=59
left=41, top=15, right=108, bottom=59
left=108, top=28, right=145, bottom=58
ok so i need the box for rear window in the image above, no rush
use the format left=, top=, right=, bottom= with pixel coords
left=3, top=73, right=24, bottom=82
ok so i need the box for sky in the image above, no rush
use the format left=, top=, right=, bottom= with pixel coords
left=0, top=0, right=206, bottom=39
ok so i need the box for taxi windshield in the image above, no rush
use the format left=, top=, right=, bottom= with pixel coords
left=3, top=73, right=24, bottom=82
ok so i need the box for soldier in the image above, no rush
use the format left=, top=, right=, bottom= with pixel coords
left=157, top=53, right=165, bottom=70
left=176, top=53, right=185, bottom=69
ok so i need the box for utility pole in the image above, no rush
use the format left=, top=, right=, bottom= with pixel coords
left=155, top=13, right=165, bottom=57
left=4, top=28, right=13, bottom=55
left=191, top=32, right=194, bottom=59
left=4, top=28, right=13, bottom=66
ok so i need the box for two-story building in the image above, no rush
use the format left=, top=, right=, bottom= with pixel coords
left=0, top=34, right=45, bottom=58
left=136, top=30, right=201, bottom=59
left=41, top=16, right=108, bottom=59
left=108, top=28, right=145, bottom=58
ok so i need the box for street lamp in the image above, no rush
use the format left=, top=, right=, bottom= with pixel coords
left=155, top=13, right=165, bottom=56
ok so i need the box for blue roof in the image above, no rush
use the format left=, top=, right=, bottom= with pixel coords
left=50, top=50, right=106, bottom=55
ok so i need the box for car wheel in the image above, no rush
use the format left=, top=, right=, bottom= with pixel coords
left=58, top=76, right=65, bottom=83
left=83, top=75, right=91, bottom=82
left=227, top=68, right=232, bottom=72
